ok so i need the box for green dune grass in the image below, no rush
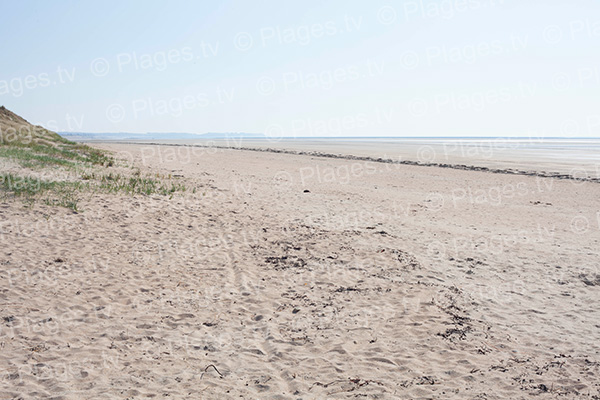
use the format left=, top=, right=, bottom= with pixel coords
left=0, top=106, right=186, bottom=211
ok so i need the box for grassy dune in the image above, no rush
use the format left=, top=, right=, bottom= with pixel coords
left=0, top=106, right=186, bottom=211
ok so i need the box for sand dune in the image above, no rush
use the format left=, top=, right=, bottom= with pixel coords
left=1, top=143, right=599, bottom=399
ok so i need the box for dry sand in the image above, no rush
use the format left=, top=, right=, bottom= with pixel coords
left=1, top=143, right=599, bottom=399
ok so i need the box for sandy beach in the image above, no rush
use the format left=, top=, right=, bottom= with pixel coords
left=2, top=142, right=599, bottom=399
left=4, top=0, right=600, bottom=397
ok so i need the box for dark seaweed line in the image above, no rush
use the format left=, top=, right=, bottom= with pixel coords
left=105, top=141, right=600, bottom=184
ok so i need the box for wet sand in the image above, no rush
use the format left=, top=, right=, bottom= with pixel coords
left=106, top=138, right=600, bottom=178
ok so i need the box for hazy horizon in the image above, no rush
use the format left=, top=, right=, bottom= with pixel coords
left=62, top=132, right=600, bottom=140
left=2, top=1, right=600, bottom=137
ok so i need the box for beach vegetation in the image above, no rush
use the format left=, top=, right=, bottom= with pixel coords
left=0, top=106, right=186, bottom=211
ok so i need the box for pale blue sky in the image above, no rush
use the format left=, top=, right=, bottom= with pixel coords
left=1, top=0, right=599, bottom=137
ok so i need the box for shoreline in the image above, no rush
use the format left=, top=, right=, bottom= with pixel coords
left=97, top=141, right=600, bottom=183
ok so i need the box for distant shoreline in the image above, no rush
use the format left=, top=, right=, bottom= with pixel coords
left=94, top=141, right=600, bottom=184
left=67, top=135, right=600, bottom=141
